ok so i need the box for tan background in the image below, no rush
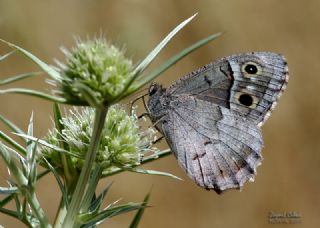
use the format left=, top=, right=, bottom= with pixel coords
left=0, top=0, right=319, bottom=227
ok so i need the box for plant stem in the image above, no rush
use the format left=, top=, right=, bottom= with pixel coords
left=61, top=106, right=108, bottom=227
left=53, top=198, right=67, bottom=228
left=24, top=191, right=51, bottom=228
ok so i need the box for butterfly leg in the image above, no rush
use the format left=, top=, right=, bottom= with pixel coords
left=138, top=112, right=151, bottom=119
left=152, top=136, right=164, bottom=145
left=129, top=93, right=148, bottom=115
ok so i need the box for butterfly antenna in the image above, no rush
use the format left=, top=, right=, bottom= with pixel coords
left=142, top=95, right=151, bottom=113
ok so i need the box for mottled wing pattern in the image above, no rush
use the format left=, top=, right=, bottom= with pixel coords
left=160, top=95, right=263, bottom=193
left=226, top=52, right=289, bottom=126
left=167, top=58, right=233, bottom=109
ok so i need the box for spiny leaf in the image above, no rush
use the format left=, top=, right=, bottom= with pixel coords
left=0, top=131, right=26, bottom=156
left=121, top=14, right=198, bottom=98
left=53, top=103, right=75, bottom=181
left=80, top=202, right=145, bottom=228
left=129, top=190, right=151, bottom=228
left=125, top=32, right=222, bottom=98
left=0, top=38, right=61, bottom=80
left=27, top=142, right=38, bottom=186
left=101, top=149, right=172, bottom=178
left=0, top=143, right=28, bottom=186
left=0, top=88, right=67, bottom=103
left=127, top=168, right=182, bottom=180
left=80, top=165, right=103, bottom=213
left=0, top=186, right=18, bottom=194
left=0, top=114, right=25, bottom=136
left=0, top=72, right=42, bottom=85
left=89, top=182, right=113, bottom=213
left=0, top=194, right=15, bottom=207
left=0, top=50, right=15, bottom=61
left=42, top=156, right=68, bottom=207
left=14, top=133, right=82, bottom=158
left=134, top=14, right=197, bottom=75
left=0, top=207, right=20, bottom=220
left=26, top=112, right=34, bottom=162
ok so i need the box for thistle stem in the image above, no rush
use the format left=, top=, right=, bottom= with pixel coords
left=61, top=106, right=108, bottom=227
left=25, top=191, right=51, bottom=228
left=53, top=198, right=67, bottom=228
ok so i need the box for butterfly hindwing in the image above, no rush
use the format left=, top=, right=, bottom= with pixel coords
left=158, top=95, right=263, bottom=193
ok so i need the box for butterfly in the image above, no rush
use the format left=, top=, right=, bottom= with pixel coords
left=147, top=52, right=289, bottom=194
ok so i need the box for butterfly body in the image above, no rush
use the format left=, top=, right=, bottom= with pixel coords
left=147, top=52, right=289, bottom=194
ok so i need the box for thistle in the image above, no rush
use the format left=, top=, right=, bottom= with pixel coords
left=55, top=38, right=134, bottom=106
left=42, top=105, right=156, bottom=174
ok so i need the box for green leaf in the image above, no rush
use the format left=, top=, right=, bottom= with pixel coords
left=129, top=190, right=151, bottom=228
left=14, top=133, right=82, bottom=158
left=53, top=103, right=69, bottom=150
left=0, top=186, right=18, bottom=194
left=1, top=143, right=27, bottom=178
left=25, top=114, right=38, bottom=182
left=0, top=88, right=67, bottom=103
left=53, top=103, right=75, bottom=182
left=0, top=131, right=26, bottom=156
left=89, top=182, right=113, bottom=213
left=0, top=50, right=15, bottom=61
left=80, top=202, right=145, bottom=227
left=121, top=14, right=198, bottom=96
left=26, top=112, right=34, bottom=159
left=0, top=114, right=25, bottom=135
left=125, top=32, right=222, bottom=97
left=27, top=142, right=38, bottom=186
left=0, top=143, right=28, bottom=187
left=80, top=165, right=103, bottom=213
left=0, top=38, right=61, bottom=80
left=21, top=198, right=27, bottom=219
left=140, top=149, right=172, bottom=163
left=0, top=194, right=15, bottom=207
left=0, top=207, right=20, bottom=220
left=0, top=72, right=41, bottom=85
left=37, top=169, right=50, bottom=179
left=0, top=207, right=32, bottom=227
left=134, top=14, right=197, bottom=75
left=127, top=168, right=182, bottom=180
left=42, top=156, right=68, bottom=207
left=101, top=149, right=172, bottom=178
left=14, top=193, right=23, bottom=217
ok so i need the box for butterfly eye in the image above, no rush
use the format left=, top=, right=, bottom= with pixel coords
left=241, top=61, right=261, bottom=77
left=149, top=84, right=158, bottom=96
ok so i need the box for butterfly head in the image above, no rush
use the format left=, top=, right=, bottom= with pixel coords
left=147, top=83, right=167, bottom=121
left=148, top=83, right=165, bottom=96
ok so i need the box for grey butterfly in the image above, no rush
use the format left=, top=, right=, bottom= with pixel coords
left=147, top=52, right=289, bottom=194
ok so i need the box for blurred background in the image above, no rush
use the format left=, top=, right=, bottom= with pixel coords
left=0, top=0, right=319, bottom=227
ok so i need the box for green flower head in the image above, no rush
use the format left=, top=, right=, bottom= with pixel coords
left=56, top=38, right=133, bottom=106
left=42, top=105, right=156, bottom=173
